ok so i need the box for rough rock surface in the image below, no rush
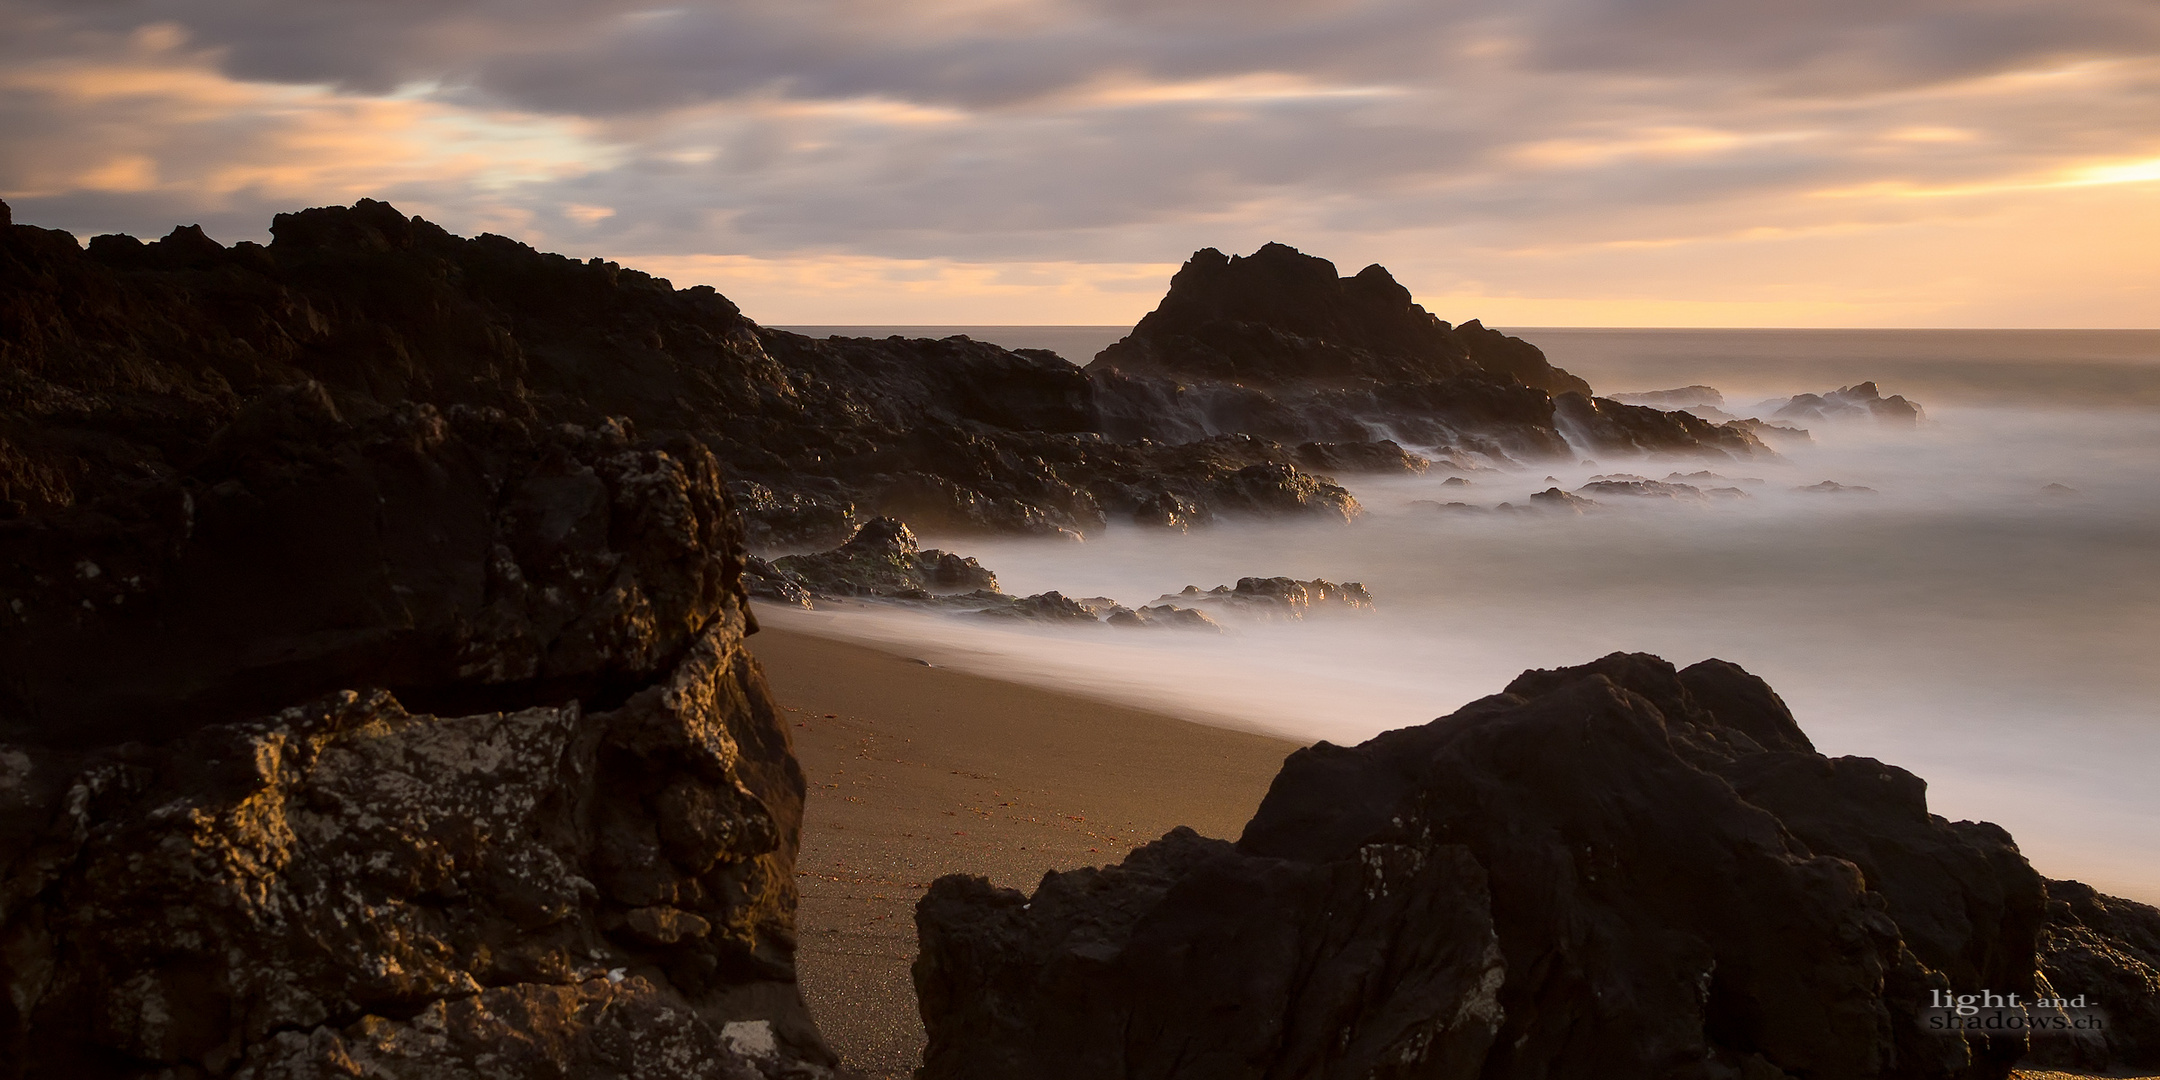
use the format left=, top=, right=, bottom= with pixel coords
left=766, top=518, right=997, bottom=600
left=0, top=197, right=840, bottom=1077
left=0, top=603, right=836, bottom=1079
left=1093, top=243, right=1589, bottom=397
left=1, top=395, right=738, bottom=746
left=1085, top=244, right=1771, bottom=467
left=914, top=653, right=2051, bottom=1080
left=2024, top=879, right=2160, bottom=1073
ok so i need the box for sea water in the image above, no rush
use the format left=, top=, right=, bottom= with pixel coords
left=765, top=328, right=2160, bottom=903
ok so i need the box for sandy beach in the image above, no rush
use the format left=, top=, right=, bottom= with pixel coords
left=751, top=616, right=1305, bottom=1077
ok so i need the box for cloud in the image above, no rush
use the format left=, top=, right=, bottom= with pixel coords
left=2, top=0, right=2157, bottom=324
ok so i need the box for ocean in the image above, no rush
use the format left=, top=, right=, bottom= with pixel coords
left=767, top=327, right=2160, bottom=903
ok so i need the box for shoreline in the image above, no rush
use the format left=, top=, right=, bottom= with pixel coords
left=751, top=614, right=1305, bottom=1077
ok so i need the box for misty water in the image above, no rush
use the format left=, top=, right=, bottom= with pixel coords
left=765, top=328, right=2160, bottom=902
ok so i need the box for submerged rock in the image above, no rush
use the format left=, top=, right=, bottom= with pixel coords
left=1103, top=604, right=1224, bottom=632
left=1577, top=479, right=1709, bottom=500
left=913, top=653, right=2049, bottom=1080
left=1528, top=486, right=1597, bottom=511
left=969, top=590, right=1106, bottom=624
left=1148, top=576, right=1374, bottom=619
left=1799, top=480, right=1880, bottom=495
left=1761, top=382, right=1925, bottom=426
left=1608, top=385, right=1727, bottom=409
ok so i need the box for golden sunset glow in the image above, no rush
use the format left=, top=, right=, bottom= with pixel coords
left=3, top=2, right=2155, bottom=326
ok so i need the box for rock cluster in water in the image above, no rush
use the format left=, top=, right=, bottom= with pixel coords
left=913, top=653, right=2160, bottom=1080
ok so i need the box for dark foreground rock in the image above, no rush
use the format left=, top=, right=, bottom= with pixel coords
left=0, top=607, right=829, bottom=1079
left=0, top=236, right=841, bottom=1076
left=914, top=653, right=2054, bottom=1080
left=2025, top=879, right=2160, bottom=1073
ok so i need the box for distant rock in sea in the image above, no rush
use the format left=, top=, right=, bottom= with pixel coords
left=1757, top=382, right=1925, bottom=426
left=1608, top=384, right=1727, bottom=409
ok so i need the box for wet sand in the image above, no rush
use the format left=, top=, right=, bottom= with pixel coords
left=752, top=617, right=1303, bottom=1078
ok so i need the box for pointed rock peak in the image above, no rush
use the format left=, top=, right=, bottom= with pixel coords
left=157, top=223, right=225, bottom=258
left=0, top=198, right=11, bottom=228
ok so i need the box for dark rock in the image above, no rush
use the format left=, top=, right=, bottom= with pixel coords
left=0, top=603, right=838, bottom=1078
left=1799, top=480, right=1879, bottom=495
left=1148, top=576, right=1374, bottom=619
left=2, top=205, right=1758, bottom=536
left=915, top=827, right=1504, bottom=1080
left=1553, top=392, right=1772, bottom=461
left=916, top=653, right=2049, bottom=1079
left=1442, top=475, right=1473, bottom=487
left=0, top=397, right=739, bottom=746
left=1093, top=244, right=1588, bottom=396
left=2025, top=878, right=2160, bottom=1073
left=742, top=555, right=813, bottom=608
left=2039, top=483, right=2080, bottom=497
left=768, top=517, right=999, bottom=600
left=1293, top=438, right=1430, bottom=474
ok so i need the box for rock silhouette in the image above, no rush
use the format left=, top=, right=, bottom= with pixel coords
left=0, top=200, right=839, bottom=1077
left=913, top=653, right=2053, bottom=1080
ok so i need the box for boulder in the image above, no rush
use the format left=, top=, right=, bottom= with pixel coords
left=0, top=600, right=837, bottom=1079
left=914, top=653, right=2053, bottom=1079
left=768, top=517, right=999, bottom=600
left=2025, top=879, right=2160, bottom=1073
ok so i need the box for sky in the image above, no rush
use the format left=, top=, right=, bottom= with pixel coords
left=3, top=0, right=2158, bottom=326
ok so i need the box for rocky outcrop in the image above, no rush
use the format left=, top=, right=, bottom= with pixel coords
left=2025, top=879, right=2160, bottom=1073
left=1552, top=392, right=1769, bottom=461
left=1, top=394, right=739, bottom=746
left=3, top=204, right=1763, bottom=546
left=765, top=518, right=997, bottom=600
left=0, top=608, right=827, bottom=1078
left=1093, top=244, right=1588, bottom=397
left=1086, top=244, right=1775, bottom=468
left=913, top=653, right=2050, bottom=1080
left=0, top=205, right=840, bottom=1076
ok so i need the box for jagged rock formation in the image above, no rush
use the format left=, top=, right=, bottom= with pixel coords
left=2026, top=879, right=2160, bottom=1073
left=0, top=201, right=839, bottom=1076
left=1088, top=244, right=1774, bottom=466
left=913, top=653, right=2050, bottom=1080
left=1, top=203, right=1765, bottom=550
left=1093, top=243, right=1589, bottom=397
